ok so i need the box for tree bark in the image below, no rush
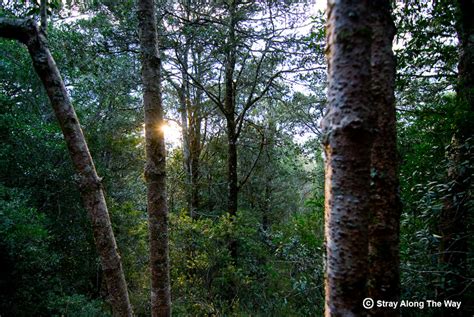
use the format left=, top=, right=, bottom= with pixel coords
left=367, top=2, right=401, bottom=317
left=225, top=0, right=238, bottom=221
left=189, top=49, right=203, bottom=217
left=188, top=89, right=202, bottom=217
left=0, top=18, right=133, bottom=317
left=226, top=116, right=239, bottom=261
left=322, top=1, right=374, bottom=316
left=222, top=0, right=239, bottom=266
left=40, top=0, right=47, bottom=32
left=227, top=120, right=238, bottom=219
left=137, top=0, right=171, bottom=316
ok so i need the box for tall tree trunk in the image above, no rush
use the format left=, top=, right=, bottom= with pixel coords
left=226, top=119, right=238, bottom=219
left=437, top=1, right=473, bottom=313
left=226, top=116, right=239, bottom=261
left=0, top=18, right=133, bottom=317
left=189, top=88, right=202, bottom=217
left=178, top=42, right=203, bottom=219
left=220, top=6, right=240, bottom=300
left=261, top=122, right=275, bottom=232
left=322, top=1, right=374, bottom=315
left=40, top=0, right=47, bottom=31
left=137, top=0, right=171, bottom=316
left=367, top=2, right=401, bottom=317
left=175, top=2, right=203, bottom=218
left=178, top=74, right=202, bottom=219
left=223, top=0, right=239, bottom=265
left=262, top=177, right=271, bottom=232
left=225, top=0, right=238, bottom=220
left=189, top=49, right=203, bottom=216
left=178, top=46, right=192, bottom=216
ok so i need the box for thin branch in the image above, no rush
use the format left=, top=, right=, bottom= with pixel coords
left=238, top=127, right=265, bottom=190
left=175, top=53, right=224, bottom=110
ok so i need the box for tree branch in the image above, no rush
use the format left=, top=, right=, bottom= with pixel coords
left=238, top=128, right=265, bottom=190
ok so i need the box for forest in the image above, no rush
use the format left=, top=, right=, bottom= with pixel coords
left=0, top=0, right=472, bottom=316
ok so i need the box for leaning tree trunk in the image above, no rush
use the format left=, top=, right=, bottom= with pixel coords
left=137, top=0, right=171, bottom=316
left=322, top=1, right=374, bottom=316
left=367, top=2, right=401, bottom=317
left=0, top=18, right=133, bottom=317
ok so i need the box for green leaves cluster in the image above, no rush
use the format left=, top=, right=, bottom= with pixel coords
left=169, top=206, right=325, bottom=316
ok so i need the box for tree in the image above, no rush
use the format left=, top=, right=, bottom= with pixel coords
left=164, top=0, right=206, bottom=218
left=0, top=18, right=133, bottom=316
left=167, top=0, right=312, bottom=255
left=367, top=2, right=401, bottom=316
left=322, top=0, right=374, bottom=315
left=137, top=0, right=171, bottom=315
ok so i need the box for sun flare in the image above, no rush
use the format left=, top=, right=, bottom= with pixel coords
left=160, top=120, right=182, bottom=147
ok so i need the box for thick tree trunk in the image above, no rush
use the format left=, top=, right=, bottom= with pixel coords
left=0, top=18, right=133, bottom=317
left=137, top=0, right=171, bottom=316
left=322, top=1, right=374, bottom=316
left=367, top=2, right=401, bottom=316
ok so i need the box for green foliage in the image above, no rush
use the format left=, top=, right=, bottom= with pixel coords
left=169, top=204, right=325, bottom=316
left=109, top=201, right=150, bottom=315
left=0, top=186, right=55, bottom=315
left=399, top=134, right=474, bottom=302
left=397, top=72, right=473, bottom=308
left=47, top=294, right=111, bottom=317
left=394, top=2, right=474, bottom=310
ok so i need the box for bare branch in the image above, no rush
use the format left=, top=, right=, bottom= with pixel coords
left=238, top=126, right=266, bottom=190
